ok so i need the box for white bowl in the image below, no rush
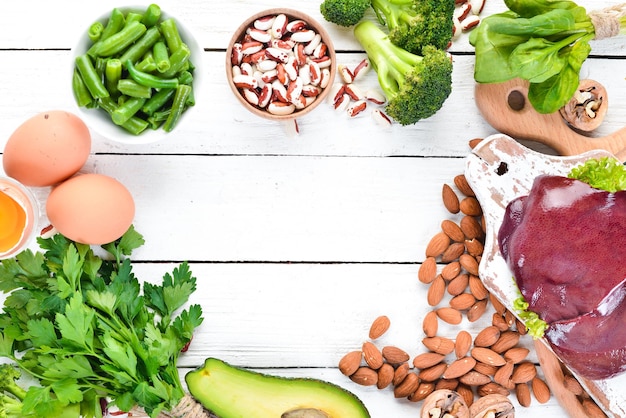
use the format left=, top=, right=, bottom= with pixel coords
left=0, top=176, right=40, bottom=259
left=70, top=4, right=203, bottom=145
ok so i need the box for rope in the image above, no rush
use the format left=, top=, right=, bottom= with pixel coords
left=589, top=3, right=626, bottom=40
left=128, top=394, right=218, bottom=418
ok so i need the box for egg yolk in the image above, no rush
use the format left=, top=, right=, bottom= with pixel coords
left=0, top=190, right=26, bottom=253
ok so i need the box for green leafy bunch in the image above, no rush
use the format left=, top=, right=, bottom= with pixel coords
left=0, top=226, right=203, bottom=418
left=470, top=0, right=626, bottom=114
left=568, top=156, right=626, bottom=192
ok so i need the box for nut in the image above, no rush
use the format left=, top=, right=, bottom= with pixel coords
left=382, top=345, right=410, bottom=365
left=394, top=372, right=419, bottom=398
left=454, top=174, right=475, bottom=197
left=368, top=315, right=391, bottom=340
left=450, top=293, right=477, bottom=311
left=468, top=393, right=515, bottom=418
left=419, top=362, right=448, bottom=382
left=414, top=352, right=446, bottom=369
left=441, top=219, right=465, bottom=242
left=443, top=357, right=477, bottom=380
left=531, top=376, right=551, bottom=403
left=420, top=389, right=470, bottom=418
left=419, top=257, right=438, bottom=284
left=338, top=350, right=362, bottom=376
left=362, top=341, right=384, bottom=370
left=377, top=363, right=395, bottom=389
left=423, top=310, right=439, bottom=337
left=447, top=274, right=469, bottom=296
left=516, top=382, right=532, bottom=407
left=428, top=276, right=447, bottom=306
left=511, top=361, right=537, bottom=384
left=426, top=232, right=451, bottom=258
left=455, top=330, right=473, bottom=358
left=442, top=184, right=460, bottom=214
left=436, top=307, right=463, bottom=325
left=423, top=337, right=456, bottom=355
left=473, top=326, right=500, bottom=347
left=471, top=347, right=506, bottom=367
left=393, top=362, right=410, bottom=386
left=349, top=366, right=378, bottom=386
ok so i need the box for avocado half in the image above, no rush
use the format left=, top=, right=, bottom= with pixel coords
left=185, top=358, right=371, bottom=418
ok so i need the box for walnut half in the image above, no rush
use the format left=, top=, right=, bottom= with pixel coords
left=559, top=79, right=607, bottom=133
left=468, top=394, right=515, bottom=418
left=420, top=389, right=470, bottom=418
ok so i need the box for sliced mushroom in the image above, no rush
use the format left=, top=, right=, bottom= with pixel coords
left=468, top=394, right=515, bottom=418
left=559, top=79, right=607, bottom=133
left=421, top=389, right=470, bottom=418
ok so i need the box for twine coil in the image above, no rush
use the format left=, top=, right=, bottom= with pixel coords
left=590, top=3, right=626, bottom=40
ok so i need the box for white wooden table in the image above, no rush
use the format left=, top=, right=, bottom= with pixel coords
left=2, top=1, right=625, bottom=416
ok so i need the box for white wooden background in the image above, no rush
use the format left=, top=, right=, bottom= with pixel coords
left=2, top=0, right=626, bottom=416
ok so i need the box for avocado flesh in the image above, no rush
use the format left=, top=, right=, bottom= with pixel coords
left=186, top=358, right=371, bottom=418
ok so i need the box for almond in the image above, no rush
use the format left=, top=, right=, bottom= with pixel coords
left=350, top=366, right=378, bottom=386
left=382, top=345, right=410, bottom=365
left=492, top=312, right=510, bottom=331
left=531, top=376, right=551, bottom=403
left=457, top=383, right=475, bottom=407
left=460, top=196, right=482, bottom=216
left=491, top=330, right=521, bottom=353
left=515, top=318, right=528, bottom=335
left=516, top=383, right=532, bottom=407
left=459, top=253, right=479, bottom=276
left=441, top=260, right=462, bottom=280
left=441, top=242, right=465, bottom=263
left=460, top=215, right=483, bottom=239
left=504, top=347, right=530, bottom=364
left=474, top=326, right=500, bottom=347
left=511, top=361, right=537, bottom=384
left=422, top=310, right=438, bottom=337
left=467, top=299, right=488, bottom=322
left=376, top=363, right=394, bottom=389
left=468, top=137, right=484, bottom=149
left=455, top=330, right=473, bottom=358
left=394, top=372, right=419, bottom=398
left=473, top=361, right=498, bottom=376
left=408, top=382, right=435, bottom=402
left=368, top=315, right=391, bottom=340
left=423, top=337, right=456, bottom=355
left=450, top=293, right=477, bottom=311
left=490, top=294, right=507, bottom=315
left=418, top=362, right=447, bottom=382
left=413, top=352, right=445, bottom=369
left=454, top=174, right=475, bottom=197
left=493, top=360, right=515, bottom=389
left=471, top=347, right=506, bottom=367
left=459, top=370, right=491, bottom=386
left=393, top=362, right=410, bottom=386
left=477, top=382, right=510, bottom=397
left=425, top=231, right=451, bottom=258
left=465, top=238, right=484, bottom=257
left=427, top=275, right=446, bottom=306
left=338, top=350, right=362, bottom=376
left=436, top=307, right=463, bottom=325
left=443, top=356, right=477, bottom=379
left=441, top=219, right=465, bottom=242
left=436, top=378, right=459, bottom=391
left=447, top=273, right=469, bottom=296
left=362, top=341, right=384, bottom=370
left=418, top=257, right=438, bottom=284
left=442, top=183, right=460, bottom=214
left=468, top=274, right=489, bottom=299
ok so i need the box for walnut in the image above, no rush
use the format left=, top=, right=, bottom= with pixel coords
left=468, top=393, right=515, bottom=418
left=421, top=389, right=470, bottom=418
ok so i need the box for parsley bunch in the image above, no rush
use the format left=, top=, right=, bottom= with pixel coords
left=0, top=226, right=203, bottom=418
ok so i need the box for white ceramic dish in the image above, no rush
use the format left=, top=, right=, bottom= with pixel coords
left=465, top=133, right=626, bottom=418
left=70, top=4, right=203, bottom=145
left=0, top=176, right=40, bottom=259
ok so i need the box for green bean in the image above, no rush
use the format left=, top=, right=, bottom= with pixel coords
left=105, top=58, right=122, bottom=96
left=117, top=79, right=152, bottom=98
left=160, top=43, right=190, bottom=78
left=153, top=41, right=170, bottom=73
left=88, top=22, right=104, bottom=42
left=118, top=26, right=162, bottom=67
left=72, top=69, right=94, bottom=107
left=142, top=88, right=175, bottom=116
left=163, top=84, right=191, bottom=132
left=100, top=8, right=125, bottom=41
left=112, top=96, right=146, bottom=125
left=160, top=18, right=183, bottom=53
left=75, top=54, right=109, bottom=99
left=126, top=60, right=178, bottom=89
left=141, top=4, right=161, bottom=27
left=88, top=21, right=147, bottom=57
left=135, top=53, right=157, bottom=72
left=99, top=97, right=149, bottom=135
left=125, top=12, right=143, bottom=26
left=177, top=71, right=195, bottom=106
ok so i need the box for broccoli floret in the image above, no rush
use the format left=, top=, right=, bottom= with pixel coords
left=0, top=364, right=26, bottom=418
left=371, top=0, right=455, bottom=55
left=354, top=20, right=453, bottom=125
left=320, top=0, right=372, bottom=27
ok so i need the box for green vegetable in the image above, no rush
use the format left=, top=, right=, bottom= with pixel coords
left=568, top=156, right=626, bottom=192
left=163, top=84, right=192, bottom=132
left=319, top=0, right=372, bottom=27
left=72, top=4, right=196, bottom=135
left=353, top=20, right=453, bottom=125
left=470, top=0, right=626, bottom=114
left=186, top=358, right=371, bottom=418
left=513, top=294, right=548, bottom=339
left=370, top=0, right=454, bottom=55
left=0, top=227, right=204, bottom=417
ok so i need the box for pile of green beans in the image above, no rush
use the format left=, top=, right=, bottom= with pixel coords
left=72, top=4, right=196, bottom=135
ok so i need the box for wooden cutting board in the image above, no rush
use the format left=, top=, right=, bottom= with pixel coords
left=465, top=134, right=626, bottom=418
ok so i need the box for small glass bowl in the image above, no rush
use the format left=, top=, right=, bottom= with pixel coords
left=0, top=176, right=40, bottom=259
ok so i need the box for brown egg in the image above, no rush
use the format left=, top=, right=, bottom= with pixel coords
left=46, top=173, right=134, bottom=245
left=3, top=110, right=91, bottom=187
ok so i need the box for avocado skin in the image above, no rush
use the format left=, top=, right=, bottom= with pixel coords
left=185, top=358, right=371, bottom=418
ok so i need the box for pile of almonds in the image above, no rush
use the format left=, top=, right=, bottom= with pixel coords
left=338, top=138, right=607, bottom=416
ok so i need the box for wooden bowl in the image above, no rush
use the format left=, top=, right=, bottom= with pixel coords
left=225, top=8, right=336, bottom=122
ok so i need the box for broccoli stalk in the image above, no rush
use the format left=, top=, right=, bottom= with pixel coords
left=320, top=0, right=372, bottom=27
left=353, top=20, right=453, bottom=125
left=0, top=364, right=27, bottom=418
left=370, top=0, right=455, bottom=55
